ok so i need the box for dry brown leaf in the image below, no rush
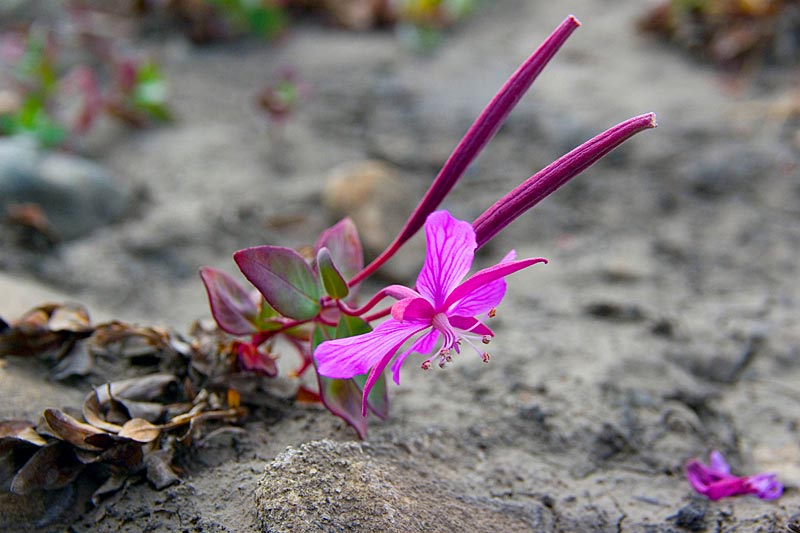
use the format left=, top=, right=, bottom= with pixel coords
left=10, top=442, right=84, bottom=495
left=48, top=305, right=92, bottom=334
left=83, top=390, right=124, bottom=434
left=51, top=342, right=93, bottom=380
left=91, top=472, right=128, bottom=505
left=116, top=398, right=165, bottom=423
left=118, top=418, right=161, bottom=443
left=43, top=409, right=106, bottom=451
left=144, top=450, right=180, bottom=490
left=101, top=374, right=180, bottom=403
left=0, top=303, right=93, bottom=359
left=0, top=420, right=47, bottom=447
left=95, top=440, right=144, bottom=470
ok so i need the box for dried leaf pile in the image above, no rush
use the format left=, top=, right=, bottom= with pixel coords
left=0, top=303, right=263, bottom=511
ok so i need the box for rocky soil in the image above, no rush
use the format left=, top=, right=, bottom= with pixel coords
left=1, top=0, right=799, bottom=531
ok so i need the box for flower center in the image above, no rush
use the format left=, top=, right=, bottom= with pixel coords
left=419, top=312, right=493, bottom=371
left=431, top=312, right=456, bottom=346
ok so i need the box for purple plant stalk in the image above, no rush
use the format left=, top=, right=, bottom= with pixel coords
left=473, top=113, right=657, bottom=247
left=348, top=15, right=581, bottom=287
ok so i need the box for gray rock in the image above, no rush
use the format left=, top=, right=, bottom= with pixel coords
left=0, top=137, right=135, bottom=241
left=255, top=439, right=554, bottom=533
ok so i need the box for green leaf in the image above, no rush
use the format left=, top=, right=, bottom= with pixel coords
left=317, top=375, right=368, bottom=439
left=334, top=314, right=371, bottom=339
left=316, top=247, right=349, bottom=300
left=5, top=96, right=67, bottom=148
left=255, top=299, right=283, bottom=331
left=311, top=322, right=336, bottom=352
left=132, top=61, right=172, bottom=122
left=234, top=246, right=321, bottom=321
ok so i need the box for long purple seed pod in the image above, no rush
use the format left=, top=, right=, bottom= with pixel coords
left=473, top=112, right=657, bottom=248
left=348, top=15, right=581, bottom=286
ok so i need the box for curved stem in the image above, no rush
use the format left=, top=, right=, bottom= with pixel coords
left=316, top=315, right=338, bottom=328
left=252, top=317, right=308, bottom=346
left=335, top=285, right=417, bottom=317
left=364, top=306, right=392, bottom=323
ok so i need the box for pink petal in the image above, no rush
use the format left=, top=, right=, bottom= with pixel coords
left=314, top=319, right=428, bottom=380
left=685, top=452, right=783, bottom=501
left=748, top=474, right=783, bottom=500
left=444, top=257, right=547, bottom=310
left=448, top=251, right=516, bottom=316
left=391, top=297, right=434, bottom=322
left=384, top=284, right=422, bottom=300
left=359, top=351, right=399, bottom=417
left=703, top=477, right=754, bottom=501
left=709, top=450, right=731, bottom=475
left=416, top=211, right=477, bottom=309
left=448, top=279, right=506, bottom=316
left=686, top=459, right=719, bottom=493
left=391, top=329, right=440, bottom=385
left=449, top=316, right=494, bottom=337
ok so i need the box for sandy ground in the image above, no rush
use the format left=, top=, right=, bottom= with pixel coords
left=2, top=0, right=800, bottom=531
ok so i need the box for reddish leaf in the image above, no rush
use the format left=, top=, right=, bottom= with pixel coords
left=315, top=218, right=363, bottom=282
left=236, top=341, right=278, bottom=377
left=199, top=267, right=259, bottom=335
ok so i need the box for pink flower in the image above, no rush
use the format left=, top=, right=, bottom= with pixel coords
left=314, top=210, right=546, bottom=415
left=686, top=450, right=782, bottom=501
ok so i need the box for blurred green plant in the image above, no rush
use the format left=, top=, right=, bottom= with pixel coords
left=133, top=0, right=290, bottom=43
left=0, top=11, right=171, bottom=149
left=257, top=66, right=310, bottom=124
left=0, top=30, right=66, bottom=147
left=395, top=0, right=478, bottom=52
left=136, top=0, right=478, bottom=49
left=207, top=0, right=290, bottom=38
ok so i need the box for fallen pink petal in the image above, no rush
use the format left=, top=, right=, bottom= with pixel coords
left=686, top=450, right=783, bottom=501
